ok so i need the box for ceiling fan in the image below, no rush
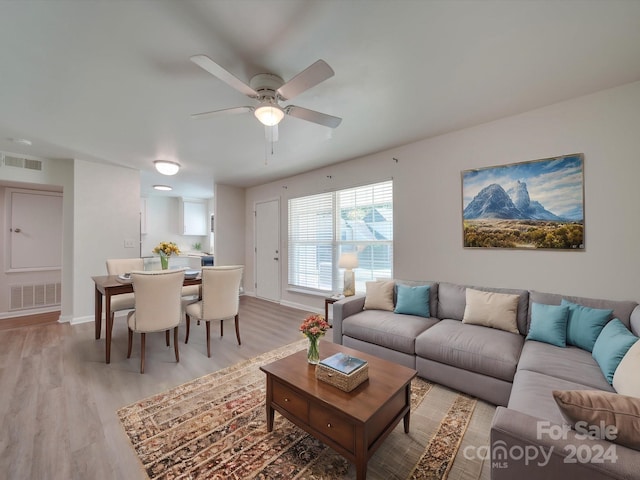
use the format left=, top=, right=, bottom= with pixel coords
left=190, top=55, right=342, bottom=139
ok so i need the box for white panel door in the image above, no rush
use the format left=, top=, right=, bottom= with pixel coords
left=255, top=199, right=280, bottom=301
left=8, top=190, right=63, bottom=270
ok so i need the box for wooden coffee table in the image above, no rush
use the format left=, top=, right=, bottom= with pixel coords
left=260, top=341, right=417, bottom=480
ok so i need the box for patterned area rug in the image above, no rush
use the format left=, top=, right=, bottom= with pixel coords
left=118, top=341, right=487, bottom=480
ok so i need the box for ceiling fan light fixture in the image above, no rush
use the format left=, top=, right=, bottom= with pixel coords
left=154, top=160, right=180, bottom=175
left=254, top=104, right=284, bottom=126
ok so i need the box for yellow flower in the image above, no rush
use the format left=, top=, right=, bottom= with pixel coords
left=153, top=241, right=181, bottom=257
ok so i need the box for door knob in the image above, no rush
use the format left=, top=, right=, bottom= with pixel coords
left=13, top=228, right=21, bottom=233
left=273, top=257, right=279, bottom=261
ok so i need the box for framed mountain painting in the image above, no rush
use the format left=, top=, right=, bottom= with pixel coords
left=462, top=153, right=585, bottom=250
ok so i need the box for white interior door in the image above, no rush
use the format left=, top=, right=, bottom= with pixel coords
left=8, top=189, right=63, bottom=270
left=255, top=199, right=280, bottom=301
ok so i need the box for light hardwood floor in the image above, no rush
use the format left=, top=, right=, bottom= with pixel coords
left=0, top=296, right=317, bottom=480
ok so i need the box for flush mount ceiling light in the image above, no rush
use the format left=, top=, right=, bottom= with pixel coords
left=254, top=104, right=285, bottom=126
left=11, top=138, right=32, bottom=146
left=154, top=160, right=180, bottom=175
left=153, top=184, right=173, bottom=191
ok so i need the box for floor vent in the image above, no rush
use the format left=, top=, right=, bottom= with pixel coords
left=10, top=283, right=61, bottom=311
left=3, top=155, right=43, bottom=171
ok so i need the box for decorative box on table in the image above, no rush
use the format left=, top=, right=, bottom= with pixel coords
left=315, top=352, right=369, bottom=392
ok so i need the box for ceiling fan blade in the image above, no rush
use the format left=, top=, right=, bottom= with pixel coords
left=265, top=124, right=279, bottom=142
left=190, top=54, right=258, bottom=98
left=191, top=106, right=253, bottom=120
left=285, top=105, right=342, bottom=128
left=277, top=60, right=334, bottom=101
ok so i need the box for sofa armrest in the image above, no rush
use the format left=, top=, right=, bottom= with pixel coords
left=490, top=406, right=636, bottom=480
left=332, top=294, right=366, bottom=344
left=630, top=305, right=640, bottom=336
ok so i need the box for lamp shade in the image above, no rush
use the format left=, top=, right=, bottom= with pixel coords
left=254, top=104, right=284, bottom=126
left=154, top=160, right=180, bottom=175
left=338, top=252, right=359, bottom=270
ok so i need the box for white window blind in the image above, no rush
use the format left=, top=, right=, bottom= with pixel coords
left=288, top=180, right=393, bottom=293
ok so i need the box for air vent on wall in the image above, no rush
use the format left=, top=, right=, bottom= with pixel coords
left=10, top=282, right=61, bottom=311
left=3, top=155, right=42, bottom=171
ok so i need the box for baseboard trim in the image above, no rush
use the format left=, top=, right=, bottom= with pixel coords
left=0, top=310, right=61, bottom=330
left=280, top=299, right=322, bottom=315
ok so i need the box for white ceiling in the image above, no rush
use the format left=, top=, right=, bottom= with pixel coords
left=1, top=0, right=640, bottom=198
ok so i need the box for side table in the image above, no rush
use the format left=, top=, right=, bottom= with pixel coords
left=324, top=295, right=343, bottom=325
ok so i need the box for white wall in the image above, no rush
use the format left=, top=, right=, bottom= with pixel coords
left=214, top=184, right=246, bottom=266
left=72, top=159, right=140, bottom=323
left=245, top=81, right=640, bottom=312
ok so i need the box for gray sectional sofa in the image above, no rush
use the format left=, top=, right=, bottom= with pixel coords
left=332, top=280, right=640, bottom=480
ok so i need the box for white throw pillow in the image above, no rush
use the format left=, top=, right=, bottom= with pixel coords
left=613, top=340, right=640, bottom=398
left=462, top=288, right=520, bottom=334
left=363, top=280, right=395, bottom=311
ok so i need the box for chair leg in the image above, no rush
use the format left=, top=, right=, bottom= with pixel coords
left=174, top=326, right=179, bottom=362
left=206, top=321, right=211, bottom=358
left=127, top=328, right=133, bottom=358
left=140, top=333, right=146, bottom=374
left=220, top=319, right=224, bottom=338
left=185, top=314, right=190, bottom=344
left=165, top=330, right=170, bottom=347
left=234, top=314, right=241, bottom=345
left=111, top=312, right=115, bottom=335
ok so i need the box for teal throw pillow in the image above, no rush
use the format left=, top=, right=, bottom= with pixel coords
left=592, top=319, right=639, bottom=384
left=561, top=299, right=613, bottom=352
left=394, top=284, right=430, bottom=318
left=526, top=303, right=570, bottom=347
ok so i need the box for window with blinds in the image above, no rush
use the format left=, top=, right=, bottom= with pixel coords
left=288, top=180, right=393, bottom=293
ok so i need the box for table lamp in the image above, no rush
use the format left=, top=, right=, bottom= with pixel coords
left=338, top=253, right=359, bottom=296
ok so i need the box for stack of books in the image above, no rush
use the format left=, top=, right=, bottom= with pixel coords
left=315, top=352, right=369, bottom=392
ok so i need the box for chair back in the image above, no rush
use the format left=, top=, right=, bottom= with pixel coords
left=200, top=266, right=243, bottom=320
left=130, top=270, right=184, bottom=332
left=106, top=258, right=144, bottom=275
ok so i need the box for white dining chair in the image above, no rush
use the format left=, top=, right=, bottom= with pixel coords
left=105, top=258, right=144, bottom=335
left=185, top=266, right=243, bottom=357
left=127, top=269, right=185, bottom=373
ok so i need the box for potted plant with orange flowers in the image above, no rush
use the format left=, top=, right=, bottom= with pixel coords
left=153, top=241, right=181, bottom=270
left=299, top=313, right=330, bottom=364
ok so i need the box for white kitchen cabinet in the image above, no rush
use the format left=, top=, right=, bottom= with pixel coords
left=180, top=199, right=208, bottom=235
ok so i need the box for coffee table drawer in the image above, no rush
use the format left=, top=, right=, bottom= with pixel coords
left=272, top=380, right=308, bottom=422
left=309, top=403, right=355, bottom=453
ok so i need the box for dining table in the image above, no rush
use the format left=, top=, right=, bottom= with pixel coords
left=92, top=274, right=202, bottom=364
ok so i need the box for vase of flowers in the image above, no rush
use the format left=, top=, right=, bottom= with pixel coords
left=299, top=314, right=330, bottom=364
left=153, top=241, right=180, bottom=270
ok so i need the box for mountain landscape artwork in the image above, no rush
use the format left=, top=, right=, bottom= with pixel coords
left=462, top=154, right=584, bottom=249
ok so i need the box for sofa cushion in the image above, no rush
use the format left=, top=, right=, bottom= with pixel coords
left=462, top=288, right=519, bottom=334
left=437, top=282, right=529, bottom=335
left=592, top=319, right=638, bottom=384
left=508, top=369, right=607, bottom=426
left=613, top=341, right=640, bottom=398
left=363, top=280, right=395, bottom=311
left=395, top=280, right=438, bottom=317
left=517, top=340, right=612, bottom=391
left=561, top=299, right=613, bottom=352
left=529, top=290, right=637, bottom=330
left=415, top=319, right=523, bottom=382
left=394, top=284, right=430, bottom=317
left=553, top=389, right=640, bottom=451
left=525, top=302, right=570, bottom=347
left=342, top=310, right=438, bottom=355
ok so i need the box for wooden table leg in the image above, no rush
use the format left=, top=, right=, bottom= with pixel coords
left=265, top=375, right=274, bottom=431
left=404, top=384, right=411, bottom=433
left=105, top=292, right=112, bottom=364
left=94, top=285, right=102, bottom=340
left=354, top=425, right=367, bottom=480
